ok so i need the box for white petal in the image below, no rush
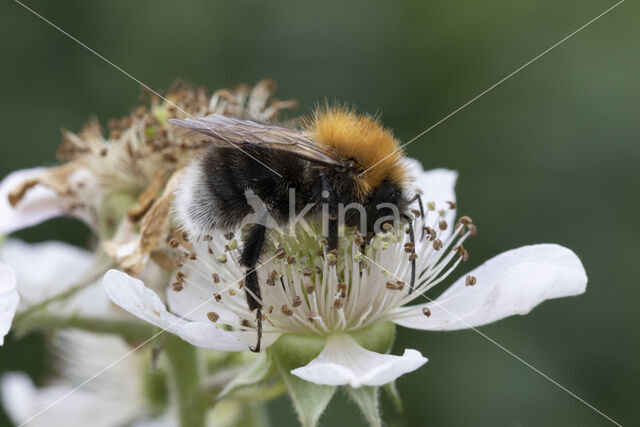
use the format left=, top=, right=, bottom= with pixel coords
left=405, top=159, right=458, bottom=239
left=291, top=333, right=427, bottom=388
left=394, top=244, right=587, bottom=331
left=0, top=263, right=19, bottom=345
left=0, top=372, right=145, bottom=427
left=0, top=168, right=65, bottom=235
left=102, top=270, right=249, bottom=351
left=0, top=239, right=100, bottom=311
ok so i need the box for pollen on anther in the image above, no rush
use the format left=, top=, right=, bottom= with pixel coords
left=305, top=283, right=315, bottom=294
left=229, top=289, right=236, bottom=296
left=439, top=220, right=448, bottom=231
left=455, top=245, right=469, bottom=262
left=213, top=293, right=222, bottom=302
left=207, top=312, right=219, bottom=323
left=275, top=248, right=286, bottom=259
left=386, top=280, right=404, bottom=291
left=447, top=201, right=457, bottom=209
left=465, top=275, right=477, bottom=286
left=172, top=282, right=183, bottom=292
left=422, top=307, right=431, bottom=317
left=281, top=305, right=293, bottom=316
left=292, top=296, right=302, bottom=307
left=212, top=273, right=220, bottom=284
left=433, top=239, right=443, bottom=250
left=302, top=267, right=313, bottom=277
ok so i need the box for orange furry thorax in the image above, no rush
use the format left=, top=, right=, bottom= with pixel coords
left=307, top=107, right=406, bottom=196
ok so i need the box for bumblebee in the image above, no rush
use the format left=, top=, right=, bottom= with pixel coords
left=170, top=107, right=423, bottom=351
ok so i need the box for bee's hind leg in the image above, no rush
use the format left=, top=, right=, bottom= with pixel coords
left=402, top=214, right=417, bottom=294
left=239, top=210, right=269, bottom=352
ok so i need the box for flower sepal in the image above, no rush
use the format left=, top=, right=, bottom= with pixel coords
left=269, top=322, right=397, bottom=427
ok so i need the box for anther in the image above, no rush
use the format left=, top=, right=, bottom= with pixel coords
left=427, top=201, right=436, bottom=211
left=181, top=231, right=189, bottom=242
left=189, top=252, right=197, bottom=260
left=386, top=281, right=404, bottom=291
left=229, top=289, right=236, bottom=296
left=302, top=267, right=313, bottom=277
left=266, top=270, right=277, bottom=286
left=454, top=245, right=469, bottom=262
left=275, top=248, right=286, bottom=259
left=439, top=220, right=448, bottom=231
left=292, top=296, right=302, bottom=307
left=411, top=209, right=422, bottom=217
left=409, top=253, right=418, bottom=262
left=425, top=226, right=437, bottom=241
left=465, top=275, right=477, bottom=286
left=213, top=293, right=222, bottom=302
left=224, top=232, right=234, bottom=240
left=217, top=254, right=227, bottom=263
left=446, top=201, right=457, bottom=209
left=207, top=312, right=219, bottom=322
left=433, top=239, right=443, bottom=250
left=286, top=256, right=296, bottom=264
left=281, top=305, right=293, bottom=316
left=456, top=216, right=473, bottom=228
left=169, top=239, right=179, bottom=248
left=212, top=273, right=220, bottom=284
left=383, top=223, right=393, bottom=232
left=172, top=282, right=183, bottom=292
left=333, top=298, right=344, bottom=309
left=268, top=306, right=274, bottom=314
left=422, top=307, right=431, bottom=317
left=305, top=283, right=316, bottom=294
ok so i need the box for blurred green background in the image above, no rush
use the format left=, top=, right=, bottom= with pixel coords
left=1, top=0, right=638, bottom=425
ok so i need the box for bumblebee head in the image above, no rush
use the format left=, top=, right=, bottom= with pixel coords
left=308, top=107, right=407, bottom=196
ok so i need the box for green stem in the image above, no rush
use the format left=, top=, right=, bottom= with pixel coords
left=14, top=314, right=154, bottom=340
left=14, top=252, right=115, bottom=323
left=165, top=336, right=208, bottom=427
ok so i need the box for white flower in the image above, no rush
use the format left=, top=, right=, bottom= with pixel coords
left=1, top=331, right=173, bottom=427
left=0, top=239, right=109, bottom=315
left=0, top=240, right=175, bottom=426
left=102, top=158, right=587, bottom=389
left=0, top=262, right=19, bottom=345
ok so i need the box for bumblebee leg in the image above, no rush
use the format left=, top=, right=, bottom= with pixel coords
left=321, top=174, right=339, bottom=252
left=402, top=214, right=416, bottom=294
left=240, top=217, right=268, bottom=352
left=408, top=193, right=426, bottom=240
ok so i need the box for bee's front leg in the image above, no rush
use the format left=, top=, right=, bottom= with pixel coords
left=321, top=174, right=339, bottom=254
left=402, top=213, right=416, bottom=294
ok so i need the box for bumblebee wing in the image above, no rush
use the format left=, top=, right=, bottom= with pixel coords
left=169, top=114, right=345, bottom=167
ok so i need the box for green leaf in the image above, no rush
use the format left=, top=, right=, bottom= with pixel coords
left=383, top=381, right=404, bottom=413
left=218, top=351, right=275, bottom=399
left=270, top=334, right=336, bottom=427
left=347, top=386, right=381, bottom=427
